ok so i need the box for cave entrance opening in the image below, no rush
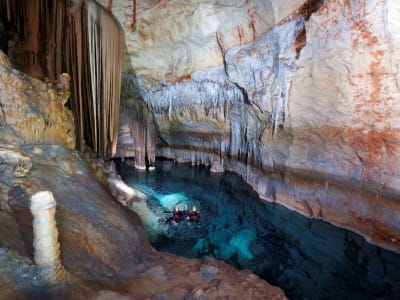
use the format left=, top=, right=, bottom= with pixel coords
left=118, top=159, right=400, bottom=300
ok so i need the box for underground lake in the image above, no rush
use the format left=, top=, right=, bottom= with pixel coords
left=117, top=159, right=400, bottom=300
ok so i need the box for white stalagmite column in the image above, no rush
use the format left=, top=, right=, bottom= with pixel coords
left=30, top=191, right=64, bottom=283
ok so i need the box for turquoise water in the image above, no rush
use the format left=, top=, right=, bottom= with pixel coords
left=119, top=159, right=400, bottom=300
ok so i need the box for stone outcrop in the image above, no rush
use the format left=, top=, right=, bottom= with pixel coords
left=104, top=0, right=400, bottom=253
left=107, top=161, right=147, bottom=204
left=0, top=146, right=32, bottom=212
left=0, top=50, right=75, bottom=149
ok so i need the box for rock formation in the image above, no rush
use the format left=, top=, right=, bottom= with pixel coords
left=116, top=97, right=156, bottom=169
left=0, top=50, right=75, bottom=149
left=66, top=0, right=124, bottom=157
left=98, top=0, right=306, bottom=87
left=100, top=0, right=400, bottom=253
left=0, top=0, right=124, bottom=157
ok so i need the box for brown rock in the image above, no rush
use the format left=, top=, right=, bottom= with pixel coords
left=0, top=51, right=75, bottom=149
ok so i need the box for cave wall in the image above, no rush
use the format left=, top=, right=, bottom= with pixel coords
left=97, top=0, right=306, bottom=87
left=101, top=0, right=400, bottom=253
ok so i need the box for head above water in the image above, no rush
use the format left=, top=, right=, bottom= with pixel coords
left=192, top=205, right=197, bottom=212
left=174, top=205, right=179, bottom=211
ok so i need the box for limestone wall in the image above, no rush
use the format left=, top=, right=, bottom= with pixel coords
left=97, top=0, right=306, bottom=87
left=102, top=0, right=400, bottom=252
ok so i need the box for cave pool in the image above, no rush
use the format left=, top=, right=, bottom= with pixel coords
left=118, top=159, right=400, bottom=300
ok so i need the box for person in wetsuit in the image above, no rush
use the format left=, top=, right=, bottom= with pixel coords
left=164, top=205, right=183, bottom=225
left=187, top=205, right=201, bottom=224
left=182, top=204, right=190, bottom=220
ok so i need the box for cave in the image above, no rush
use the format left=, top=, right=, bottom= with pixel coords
left=1, top=0, right=400, bottom=299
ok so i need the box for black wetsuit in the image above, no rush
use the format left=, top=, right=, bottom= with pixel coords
left=165, top=210, right=183, bottom=224
left=188, top=211, right=200, bottom=223
left=182, top=209, right=190, bottom=221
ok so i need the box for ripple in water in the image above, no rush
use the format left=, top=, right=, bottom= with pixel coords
left=119, top=159, right=400, bottom=300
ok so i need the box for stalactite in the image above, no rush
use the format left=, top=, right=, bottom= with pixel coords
left=87, top=2, right=100, bottom=154
left=146, top=110, right=156, bottom=169
left=39, top=0, right=68, bottom=80
left=0, top=0, right=67, bottom=80
left=0, top=0, right=24, bottom=40
left=66, top=2, right=85, bottom=152
left=12, top=0, right=43, bottom=78
left=65, top=0, right=123, bottom=157
left=99, top=6, right=124, bottom=157
left=2, top=0, right=123, bottom=158
left=127, top=99, right=156, bottom=169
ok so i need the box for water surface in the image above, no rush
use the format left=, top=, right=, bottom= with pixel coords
left=119, top=159, right=400, bottom=300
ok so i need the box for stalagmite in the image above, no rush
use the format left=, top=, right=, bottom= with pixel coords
left=30, top=191, right=64, bottom=283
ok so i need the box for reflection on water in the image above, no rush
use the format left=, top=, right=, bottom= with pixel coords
left=119, top=159, right=400, bottom=300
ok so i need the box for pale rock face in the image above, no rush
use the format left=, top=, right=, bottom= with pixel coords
left=276, top=0, right=400, bottom=252
left=225, top=18, right=303, bottom=136
left=97, top=0, right=305, bottom=87
left=0, top=51, right=75, bottom=149
left=287, top=0, right=400, bottom=191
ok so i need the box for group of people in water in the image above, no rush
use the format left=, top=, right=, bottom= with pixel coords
left=163, top=204, right=201, bottom=225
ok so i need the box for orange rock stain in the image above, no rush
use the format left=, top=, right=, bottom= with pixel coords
left=237, top=26, right=244, bottom=44
left=166, top=73, right=192, bottom=84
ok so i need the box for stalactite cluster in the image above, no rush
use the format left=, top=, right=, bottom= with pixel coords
left=127, top=99, right=156, bottom=169
left=0, top=0, right=124, bottom=158
left=66, top=1, right=123, bottom=157
left=0, top=0, right=68, bottom=79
